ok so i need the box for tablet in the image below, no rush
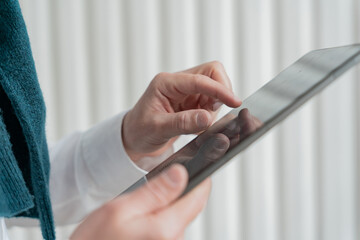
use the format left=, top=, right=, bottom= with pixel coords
left=121, top=44, right=360, bottom=196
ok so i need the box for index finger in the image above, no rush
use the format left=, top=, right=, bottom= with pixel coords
left=158, top=72, right=242, bottom=108
left=182, top=61, right=233, bottom=91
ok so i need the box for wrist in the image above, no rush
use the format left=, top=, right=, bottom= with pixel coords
left=122, top=111, right=141, bottom=163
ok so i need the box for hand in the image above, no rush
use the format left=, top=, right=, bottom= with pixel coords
left=123, top=61, right=242, bottom=167
left=70, top=164, right=211, bottom=240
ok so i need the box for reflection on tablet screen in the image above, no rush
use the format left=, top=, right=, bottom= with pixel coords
left=147, top=108, right=263, bottom=181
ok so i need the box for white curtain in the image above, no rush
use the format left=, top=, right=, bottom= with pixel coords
left=8, top=0, right=360, bottom=239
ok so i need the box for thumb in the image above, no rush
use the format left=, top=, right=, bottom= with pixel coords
left=122, top=164, right=188, bottom=217
left=160, top=109, right=212, bottom=138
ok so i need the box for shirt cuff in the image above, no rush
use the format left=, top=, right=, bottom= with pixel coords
left=81, top=111, right=147, bottom=195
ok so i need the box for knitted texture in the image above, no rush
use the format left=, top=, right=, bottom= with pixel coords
left=0, top=109, right=34, bottom=216
left=0, top=0, right=55, bottom=239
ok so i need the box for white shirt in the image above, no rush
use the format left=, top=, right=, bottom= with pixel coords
left=0, top=111, right=170, bottom=239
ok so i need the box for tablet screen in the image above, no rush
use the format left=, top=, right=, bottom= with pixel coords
left=122, top=44, right=360, bottom=195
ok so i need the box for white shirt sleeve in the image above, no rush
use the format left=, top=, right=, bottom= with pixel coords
left=5, top=111, right=173, bottom=228
left=49, top=111, right=149, bottom=225
left=0, top=219, right=9, bottom=240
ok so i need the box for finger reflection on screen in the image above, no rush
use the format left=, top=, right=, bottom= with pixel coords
left=147, top=108, right=263, bottom=180
left=184, top=133, right=230, bottom=177
left=183, top=108, right=263, bottom=178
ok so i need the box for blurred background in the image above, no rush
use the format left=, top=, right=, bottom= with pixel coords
left=8, top=0, right=360, bottom=239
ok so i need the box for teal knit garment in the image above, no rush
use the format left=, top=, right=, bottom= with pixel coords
left=0, top=0, right=55, bottom=239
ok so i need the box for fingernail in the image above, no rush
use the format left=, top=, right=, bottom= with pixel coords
left=164, top=166, right=182, bottom=187
left=213, top=138, right=228, bottom=151
left=234, top=94, right=241, bottom=102
left=212, top=101, right=223, bottom=111
left=196, top=112, right=209, bottom=128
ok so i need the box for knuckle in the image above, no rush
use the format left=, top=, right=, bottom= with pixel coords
left=152, top=72, right=169, bottom=86
left=192, top=74, right=204, bottom=83
left=150, top=115, right=161, bottom=130
left=154, top=72, right=169, bottom=81
left=146, top=177, right=172, bottom=205
left=192, top=74, right=204, bottom=91
left=175, top=113, right=188, bottom=132
left=209, top=60, right=224, bottom=70
left=211, top=60, right=224, bottom=67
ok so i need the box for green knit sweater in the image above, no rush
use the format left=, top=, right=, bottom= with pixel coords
left=0, top=0, right=55, bottom=239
